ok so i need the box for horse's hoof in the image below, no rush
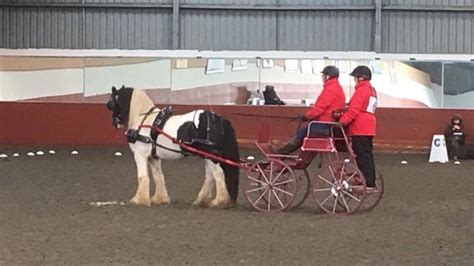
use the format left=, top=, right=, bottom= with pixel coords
left=151, top=197, right=171, bottom=205
left=192, top=199, right=210, bottom=208
left=209, top=199, right=231, bottom=208
left=129, top=197, right=151, bottom=206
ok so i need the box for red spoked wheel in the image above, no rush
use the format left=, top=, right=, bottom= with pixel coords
left=360, top=174, right=384, bottom=212
left=288, top=169, right=311, bottom=209
left=244, top=159, right=297, bottom=212
left=312, top=160, right=366, bottom=215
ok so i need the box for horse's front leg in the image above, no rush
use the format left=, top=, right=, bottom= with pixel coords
left=149, top=159, right=171, bottom=205
left=130, top=153, right=151, bottom=206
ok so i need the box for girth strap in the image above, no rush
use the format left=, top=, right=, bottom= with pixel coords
left=150, top=107, right=174, bottom=159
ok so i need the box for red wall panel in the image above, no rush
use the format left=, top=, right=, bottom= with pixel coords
left=1, top=102, right=472, bottom=151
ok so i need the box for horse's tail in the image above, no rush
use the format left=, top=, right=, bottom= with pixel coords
left=220, top=118, right=240, bottom=203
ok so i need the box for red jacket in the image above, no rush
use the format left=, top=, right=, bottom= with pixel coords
left=340, top=80, right=377, bottom=136
left=305, top=78, right=346, bottom=122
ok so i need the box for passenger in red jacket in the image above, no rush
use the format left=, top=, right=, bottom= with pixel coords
left=274, top=66, right=346, bottom=154
left=339, top=65, right=377, bottom=188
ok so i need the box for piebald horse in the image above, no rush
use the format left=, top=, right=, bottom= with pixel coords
left=106, top=86, right=239, bottom=207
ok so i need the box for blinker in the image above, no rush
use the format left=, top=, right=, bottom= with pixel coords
left=106, top=99, right=115, bottom=111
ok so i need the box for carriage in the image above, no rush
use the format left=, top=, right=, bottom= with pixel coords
left=243, top=121, right=384, bottom=214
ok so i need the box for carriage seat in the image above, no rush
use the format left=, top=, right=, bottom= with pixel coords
left=301, top=137, right=336, bottom=152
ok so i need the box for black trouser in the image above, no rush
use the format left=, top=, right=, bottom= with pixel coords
left=352, top=136, right=376, bottom=187
left=448, top=136, right=465, bottom=159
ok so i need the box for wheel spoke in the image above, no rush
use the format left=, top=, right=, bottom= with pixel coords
left=345, top=172, right=358, bottom=183
left=267, top=188, right=272, bottom=211
left=320, top=193, right=333, bottom=205
left=342, top=190, right=361, bottom=202
left=253, top=187, right=269, bottom=205
left=339, top=163, right=346, bottom=182
left=317, top=175, right=334, bottom=186
left=247, top=175, right=267, bottom=186
left=271, top=189, right=285, bottom=208
left=256, top=164, right=270, bottom=184
left=332, top=194, right=339, bottom=213
left=328, top=165, right=337, bottom=182
left=273, top=178, right=295, bottom=187
left=273, top=186, right=294, bottom=197
left=340, top=193, right=350, bottom=212
left=271, top=167, right=287, bottom=185
left=246, top=185, right=267, bottom=193
left=269, top=161, right=274, bottom=183
left=313, top=188, right=332, bottom=192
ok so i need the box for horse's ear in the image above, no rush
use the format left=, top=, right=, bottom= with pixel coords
left=112, top=86, right=117, bottom=93
left=121, top=85, right=125, bottom=89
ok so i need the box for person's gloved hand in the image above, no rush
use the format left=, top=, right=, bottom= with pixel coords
left=335, top=121, right=344, bottom=128
left=299, top=115, right=310, bottom=121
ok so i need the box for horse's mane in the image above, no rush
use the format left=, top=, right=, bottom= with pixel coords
left=128, top=88, right=156, bottom=128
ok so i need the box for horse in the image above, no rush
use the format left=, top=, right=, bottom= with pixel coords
left=106, top=86, right=240, bottom=207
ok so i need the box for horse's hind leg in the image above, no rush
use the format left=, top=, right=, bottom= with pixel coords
left=150, top=159, right=171, bottom=205
left=207, top=160, right=231, bottom=208
left=130, top=153, right=152, bottom=206
left=193, top=159, right=216, bottom=207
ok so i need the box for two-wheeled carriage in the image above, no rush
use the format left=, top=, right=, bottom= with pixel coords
left=243, top=121, right=384, bottom=214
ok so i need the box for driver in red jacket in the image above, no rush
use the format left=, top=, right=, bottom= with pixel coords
left=339, top=65, right=377, bottom=189
left=274, top=66, right=346, bottom=154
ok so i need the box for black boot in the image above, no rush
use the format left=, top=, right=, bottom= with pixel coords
left=274, top=137, right=301, bottom=155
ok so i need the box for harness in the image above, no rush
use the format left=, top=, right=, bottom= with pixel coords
left=125, top=106, right=188, bottom=159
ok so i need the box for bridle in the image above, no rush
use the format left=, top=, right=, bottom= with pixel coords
left=106, top=93, right=125, bottom=128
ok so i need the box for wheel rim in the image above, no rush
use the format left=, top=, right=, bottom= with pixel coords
left=312, top=160, right=366, bottom=215
left=288, top=169, right=311, bottom=210
left=244, top=159, right=297, bottom=212
left=360, top=174, right=384, bottom=212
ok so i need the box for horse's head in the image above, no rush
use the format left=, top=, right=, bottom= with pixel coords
left=106, top=85, right=134, bottom=129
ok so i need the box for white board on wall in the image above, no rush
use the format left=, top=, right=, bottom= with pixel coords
left=206, top=59, right=225, bottom=74
left=1, top=68, right=84, bottom=101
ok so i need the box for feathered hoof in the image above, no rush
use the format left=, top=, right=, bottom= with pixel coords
left=192, top=199, right=212, bottom=208
left=129, top=196, right=151, bottom=207
left=208, top=199, right=234, bottom=209
left=151, top=196, right=171, bottom=205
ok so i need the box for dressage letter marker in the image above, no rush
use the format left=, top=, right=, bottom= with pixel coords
left=114, top=152, right=122, bottom=156
left=71, top=150, right=79, bottom=155
left=428, top=134, right=449, bottom=163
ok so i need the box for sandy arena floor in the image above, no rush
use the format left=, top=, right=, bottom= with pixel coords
left=0, top=147, right=473, bottom=265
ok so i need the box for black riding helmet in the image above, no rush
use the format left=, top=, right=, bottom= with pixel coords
left=321, top=65, right=340, bottom=78
left=350, top=65, right=372, bottom=80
